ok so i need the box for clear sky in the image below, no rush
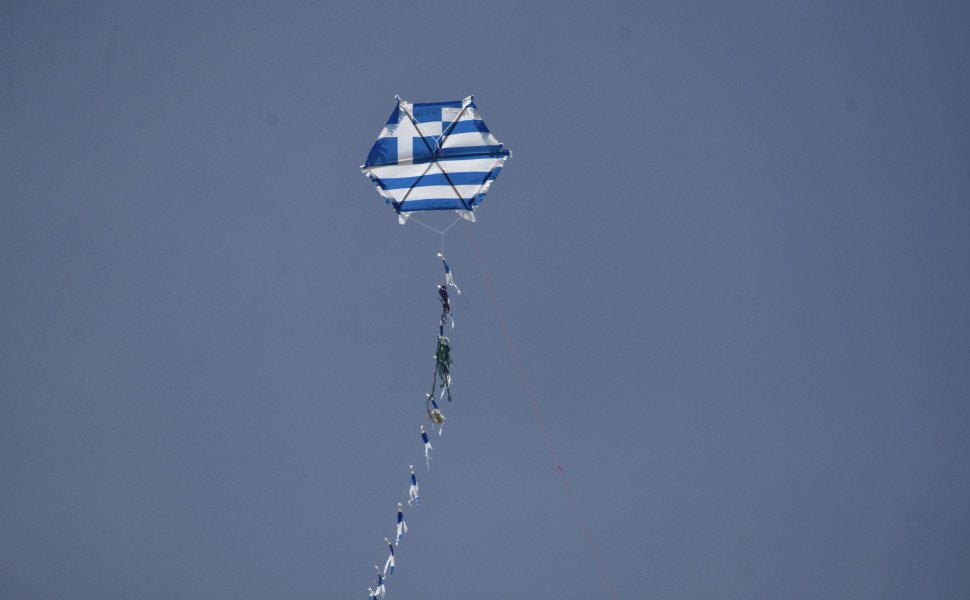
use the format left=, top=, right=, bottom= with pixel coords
left=2, top=1, right=969, bottom=598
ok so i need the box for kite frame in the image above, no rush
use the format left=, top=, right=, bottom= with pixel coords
left=394, top=100, right=474, bottom=213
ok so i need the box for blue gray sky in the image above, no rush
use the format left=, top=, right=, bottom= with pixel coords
left=2, top=1, right=969, bottom=598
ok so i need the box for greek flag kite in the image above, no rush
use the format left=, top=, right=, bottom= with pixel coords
left=356, top=96, right=511, bottom=599
left=361, top=96, right=511, bottom=224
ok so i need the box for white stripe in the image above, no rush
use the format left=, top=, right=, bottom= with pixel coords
left=389, top=185, right=484, bottom=203
left=378, top=100, right=409, bottom=138
left=416, top=121, right=443, bottom=137
left=365, top=158, right=504, bottom=181
left=363, top=162, right=435, bottom=180
left=395, top=116, right=418, bottom=165
left=441, top=106, right=461, bottom=127
left=436, top=157, right=504, bottom=176
left=440, top=131, right=499, bottom=149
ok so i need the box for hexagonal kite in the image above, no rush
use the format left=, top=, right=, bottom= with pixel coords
left=361, top=96, right=511, bottom=224
left=356, top=96, right=510, bottom=599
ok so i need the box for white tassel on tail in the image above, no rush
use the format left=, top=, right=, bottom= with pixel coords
left=373, top=566, right=386, bottom=598
left=396, top=503, right=407, bottom=545
left=383, top=537, right=395, bottom=576
left=438, top=252, right=461, bottom=294
left=421, top=426, right=432, bottom=469
left=408, top=465, right=420, bottom=506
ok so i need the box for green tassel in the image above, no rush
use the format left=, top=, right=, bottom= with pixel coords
left=433, top=335, right=453, bottom=402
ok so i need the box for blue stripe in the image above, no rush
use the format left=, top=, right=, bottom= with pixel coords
left=399, top=198, right=471, bottom=212
left=412, top=104, right=442, bottom=123
left=385, top=103, right=400, bottom=126
left=410, top=100, right=461, bottom=125
left=392, top=145, right=508, bottom=166
left=448, top=120, right=489, bottom=135
left=412, top=100, right=463, bottom=110
left=438, top=145, right=509, bottom=159
left=364, top=137, right=397, bottom=167
left=410, top=138, right=439, bottom=163
left=367, top=140, right=503, bottom=170
left=379, top=171, right=493, bottom=190
left=365, top=137, right=507, bottom=169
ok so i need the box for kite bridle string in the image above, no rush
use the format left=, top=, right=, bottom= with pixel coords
left=405, top=214, right=463, bottom=255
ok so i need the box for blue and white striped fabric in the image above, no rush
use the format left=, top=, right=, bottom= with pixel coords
left=361, top=96, right=511, bottom=223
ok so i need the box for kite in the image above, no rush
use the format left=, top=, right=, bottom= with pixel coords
left=358, top=96, right=509, bottom=598
left=361, top=95, right=511, bottom=224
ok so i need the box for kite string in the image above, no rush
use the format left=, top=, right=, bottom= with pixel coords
left=406, top=214, right=446, bottom=235
left=440, top=215, right=463, bottom=236
left=462, top=220, right=619, bottom=600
